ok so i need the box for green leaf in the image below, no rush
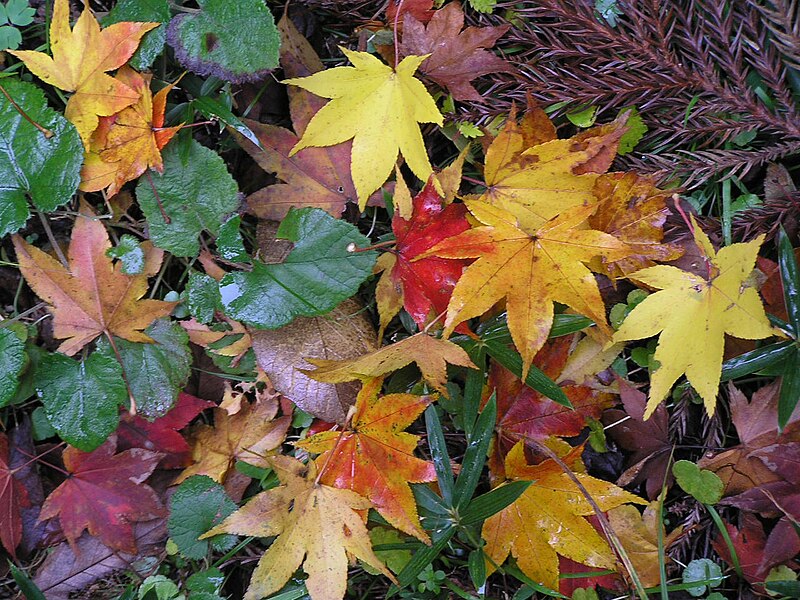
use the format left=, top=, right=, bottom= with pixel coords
left=98, top=319, right=192, bottom=419
left=186, top=567, right=225, bottom=596
left=136, top=139, right=240, bottom=258
left=166, top=0, right=280, bottom=83
left=37, top=351, right=126, bottom=451
left=766, top=579, right=800, bottom=598
left=365, top=528, right=412, bottom=575
left=168, top=475, right=238, bottom=560
left=191, top=96, right=265, bottom=151
left=468, top=548, right=487, bottom=590
left=672, top=460, right=723, bottom=505
left=219, top=207, right=377, bottom=329
left=454, top=394, right=496, bottom=509
left=720, top=340, right=794, bottom=381
left=616, top=107, right=648, bottom=155
left=0, top=25, right=21, bottom=50
left=0, top=78, right=82, bottom=237
left=8, top=562, right=45, bottom=600
left=778, top=227, right=800, bottom=335
left=138, top=575, right=181, bottom=600
left=31, top=406, right=56, bottom=441
left=106, top=234, right=145, bottom=275
left=391, top=528, right=456, bottom=592
left=216, top=214, right=249, bottom=263
left=461, top=480, right=532, bottom=525
left=0, top=327, right=25, bottom=408
left=779, top=349, right=800, bottom=431
left=681, top=558, right=723, bottom=597
left=566, top=106, right=597, bottom=128
left=467, top=0, right=497, bottom=13
left=425, top=405, right=454, bottom=506
left=5, top=0, right=34, bottom=26
left=187, top=272, right=221, bottom=324
left=104, top=0, right=169, bottom=70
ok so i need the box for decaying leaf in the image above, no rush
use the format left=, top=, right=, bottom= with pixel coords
left=399, top=2, right=514, bottom=102
left=12, top=201, right=174, bottom=356
left=424, top=201, right=629, bottom=377
left=285, top=48, right=443, bottom=207
left=0, top=432, right=30, bottom=558
left=297, top=377, right=436, bottom=541
left=252, top=298, right=377, bottom=424
left=202, top=455, right=395, bottom=600
left=302, top=332, right=476, bottom=395
left=10, top=0, right=158, bottom=146
left=38, top=435, right=164, bottom=553
left=482, top=442, right=645, bottom=589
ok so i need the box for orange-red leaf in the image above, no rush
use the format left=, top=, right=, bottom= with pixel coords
left=0, top=433, right=30, bottom=559
left=297, top=377, right=436, bottom=541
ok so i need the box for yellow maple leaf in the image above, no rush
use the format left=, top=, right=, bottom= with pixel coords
left=301, top=332, right=476, bottom=394
left=202, top=455, right=395, bottom=600
left=10, top=0, right=158, bottom=146
left=12, top=200, right=174, bottom=356
left=422, top=201, right=630, bottom=378
left=612, top=219, right=775, bottom=418
left=284, top=48, right=443, bottom=209
left=482, top=442, right=645, bottom=590
left=80, top=66, right=181, bottom=196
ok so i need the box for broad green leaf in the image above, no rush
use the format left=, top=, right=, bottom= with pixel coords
left=136, top=139, right=240, bottom=257
left=0, top=25, right=21, bottom=50
left=98, top=319, right=192, bottom=419
left=4, top=0, right=35, bottom=26
left=672, top=460, right=723, bottom=505
left=468, top=0, right=497, bottom=13
left=104, top=0, right=169, bottom=70
left=187, top=272, right=221, bottom=323
left=37, top=351, right=126, bottom=451
left=0, top=327, right=26, bottom=408
left=168, top=475, right=237, bottom=560
left=166, top=0, right=279, bottom=83
left=0, top=78, right=82, bottom=237
left=681, top=558, right=723, bottom=597
left=187, top=567, right=226, bottom=597
left=616, top=107, right=647, bottom=155
left=106, top=234, right=145, bottom=275
left=219, top=207, right=377, bottom=329
left=391, top=528, right=455, bottom=592
left=216, top=214, right=249, bottom=263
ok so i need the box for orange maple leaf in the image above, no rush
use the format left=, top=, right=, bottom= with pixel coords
left=297, top=377, right=437, bottom=542
left=12, top=201, right=174, bottom=356
left=80, top=66, right=181, bottom=197
left=422, top=201, right=630, bottom=377
left=10, top=0, right=158, bottom=146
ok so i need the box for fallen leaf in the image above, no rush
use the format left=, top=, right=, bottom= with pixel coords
left=117, top=392, right=213, bottom=469
left=0, top=432, right=30, bottom=558
left=612, top=220, right=775, bottom=417
left=387, top=0, right=435, bottom=24
left=297, top=377, right=436, bottom=541
left=285, top=48, right=443, bottom=208
left=181, top=316, right=252, bottom=364
left=252, top=298, right=376, bottom=424
left=423, top=200, right=629, bottom=377
left=12, top=200, right=174, bottom=356
left=399, top=2, right=514, bottom=102
left=374, top=180, right=471, bottom=337
left=80, top=66, right=180, bottom=197
left=175, top=395, right=290, bottom=485
left=302, top=332, right=476, bottom=395
left=607, top=502, right=683, bottom=588
left=480, top=108, right=628, bottom=232
left=10, top=0, right=158, bottom=146
left=38, top=435, right=165, bottom=553
left=202, top=454, right=395, bottom=600
left=482, top=442, right=645, bottom=589
left=587, top=173, right=683, bottom=279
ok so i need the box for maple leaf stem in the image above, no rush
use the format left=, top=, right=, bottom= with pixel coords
left=144, top=171, right=172, bottom=225
left=104, top=331, right=138, bottom=415
left=422, top=309, right=447, bottom=334
left=393, top=0, right=405, bottom=67
left=11, top=441, right=66, bottom=474
left=522, top=435, right=650, bottom=600
left=347, top=240, right=396, bottom=253
left=36, top=210, right=69, bottom=269
left=314, top=426, right=348, bottom=486
left=0, top=82, right=54, bottom=139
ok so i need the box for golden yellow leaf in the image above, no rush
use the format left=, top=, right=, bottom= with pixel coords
left=482, top=442, right=645, bottom=590
left=10, top=0, right=158, bottom=146
left=423, top=200, right=630, bottom=378
left=284, top=48, right=443, bottom=209
left=202, top=455, right=395, bottom=600
left=612, top=219, right=775, bottom=418
left=301, top=332, right=476, bottom=394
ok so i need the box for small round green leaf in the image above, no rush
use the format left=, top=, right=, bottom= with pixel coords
left=682, top=558, right=723, bottom=597
left=136, top=139, right=240, bottom=258
left=166, top=0, right=279, bottom=83
left=672, top=460, right=724, bottom=505
left=168, top=475, right=237, bottom=560
left=104, top=0, right=169, bottom=70
left=0, top=78, right=82, bottom=237
left=219, top=207, right=377, bottom=329
left=187, top=272, right=221, bottom=324
left=0, top=328, right=26, bottom=408
left=216, top=214, right=249, bottom=263
left=37, top=351, right=126, bottom=451
left=97, top=319, right=192, bottom=419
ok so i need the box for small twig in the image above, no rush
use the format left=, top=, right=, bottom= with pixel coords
left=145, top=171, right=171, bottom=224
left=37, top=211, right=69, bottom=268
left=104, top=331, right=138, bottom=415
left=0, top=83, right=54, bottom=138
left=347, top=239, right=396, bottom=253
left=11, top=442, right=66, bottom=473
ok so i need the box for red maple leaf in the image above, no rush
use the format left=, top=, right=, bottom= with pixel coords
left=39, top=435, right=165, bottom=553
left=117, top=392, right=213, bottom=469
left=387, top=0, right=435, bottom=25
left=375, top=180, right=471, bottom=335
left=0, top=432, right=30, bottom=558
